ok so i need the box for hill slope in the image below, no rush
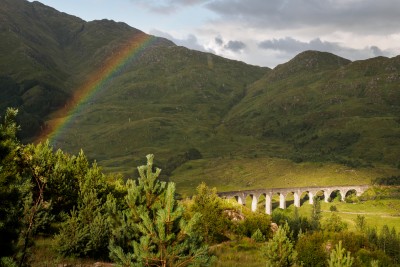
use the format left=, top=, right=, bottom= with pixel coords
left=0, top=0, right=399, bottom=189
left=0, top=0, right=268, bottom=174
left=224, top=51, right=400, bottom=166
left=0, top=0, right=174, bottom=139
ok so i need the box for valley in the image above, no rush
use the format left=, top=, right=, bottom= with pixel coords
left=1, top=0, right=400, bottom=266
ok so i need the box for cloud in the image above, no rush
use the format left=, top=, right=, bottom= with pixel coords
left=370, top=46, right=385, bottom=57
left=257, top=36, right=393, bottom=64
left=215, top=35, right=223, bottom=45
left=150, top=29, right=206, bottom=51
left=224, top=40, right=246, bottom=52
left=205, top=0, right=400, bottom=35
left=259, top=37, right=340, bottom=54
left=211, top=36, right=246, bottom=53
left=139, top=0, right=400, bottom=67
left=131, top=0, right=209, bottom=14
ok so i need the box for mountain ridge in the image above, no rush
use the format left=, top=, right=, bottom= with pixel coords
left=0, top=0, right=399, bottom=185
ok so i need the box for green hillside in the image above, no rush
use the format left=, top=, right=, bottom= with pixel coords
left=1, top=0, right=399, bottom=193
left=224, top=51, right=400, bottom=167
left=0, top=0, right=174, bottom=139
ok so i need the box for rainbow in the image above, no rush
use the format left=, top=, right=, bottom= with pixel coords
left=38, top=33, right=156, bottom=144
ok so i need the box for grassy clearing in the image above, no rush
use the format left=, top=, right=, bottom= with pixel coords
left=210, top=239, right=265, bottom=267
left=247, top=196, right=400, bottom=233
left=171, top=157, right=399, bottom=197
left=30, top=237, right=99, bottom=267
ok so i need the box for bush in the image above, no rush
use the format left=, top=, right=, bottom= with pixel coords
left=323, top=213, right=347, bottom=233
left=373, top=176, right=400, bottom=185
left=191, top=183, right=231, bottom=244
left=251, top=228, right=265, bottom=242
left=237, top=212, right=272, bottom=239
left=296, top=232, right=327, bottom=267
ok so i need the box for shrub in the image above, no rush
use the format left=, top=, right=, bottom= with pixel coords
left=296, top=232, right=327, bottom=267
left=191, top=182, right=231, bottom=244
left=327, top=241, right=354, bottom=267
left=251, top=228, right=265, bottom=242
left=238, top=212, right=272, bottom=239
left=262, top=223, right=297, bottom=267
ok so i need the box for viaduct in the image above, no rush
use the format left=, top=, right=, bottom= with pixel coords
left=218, top=185, right=369, bottom=215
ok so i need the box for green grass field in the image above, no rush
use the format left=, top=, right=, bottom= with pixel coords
left=251, top=196, right=400, bottom=233
left=171, top=156, right=400, bottom=197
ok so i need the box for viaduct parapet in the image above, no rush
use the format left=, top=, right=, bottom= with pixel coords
left=218, top=185, right=369, bottom=215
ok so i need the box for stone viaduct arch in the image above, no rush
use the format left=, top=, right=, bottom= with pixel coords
left=218, top=185, right=369, bottom=215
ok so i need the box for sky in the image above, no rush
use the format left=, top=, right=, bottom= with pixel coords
left=28, top=0, right=400, bottom=68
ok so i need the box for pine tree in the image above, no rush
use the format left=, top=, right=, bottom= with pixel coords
left=311, top=196, right=321, bottom=231
left=108, top=154, right=210, bottom=267
left=251, top=228, right=265, bottom=242
left=262, top=222, right=297, bottom=267
left=327, top=241, right=354, bottom=267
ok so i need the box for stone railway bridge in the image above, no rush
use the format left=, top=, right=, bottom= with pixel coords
left=218, top=185, right=369, bottom=215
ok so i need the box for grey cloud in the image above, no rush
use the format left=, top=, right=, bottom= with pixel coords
left=131, top=0, right=209, bottom=14
left=258, top=36, right=392, bottom=63
left=206, top=0, right=400, bottom=34
left=259, top=37, right=340, bottom=54
left=224, top=40, right=246, bottom=52
left=370, top=46, right=384, bottom=57
left=150, top=29, right=206, bottom=52
left=215, top=36, right=223, bottom=45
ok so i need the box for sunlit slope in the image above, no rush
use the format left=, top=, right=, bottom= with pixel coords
left=52, top=45, right=267, bottom=173
left=1, top=0, right=400, bottom=186
left=224, top=51, right=400, bottom=167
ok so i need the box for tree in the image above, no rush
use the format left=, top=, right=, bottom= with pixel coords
left=311, top=196, right=321, bottom=231
left=0, top=108, right=51, bottom=266
left=55, top=160, right=111, bottom=259
left=191, top=182, right=230, bottom=244
left=327, top=241, right=354, bottom=267
left=355, top=215, right=366, bottom=233
left=251, top=228, right=265, bottom=242
left=262, top=222, right=298, bottom=267
left=108, top=154, right=211, bottom=266
left=0, top=108, right=24, bottom=261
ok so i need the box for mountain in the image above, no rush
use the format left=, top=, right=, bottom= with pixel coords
left=224, top=51, right=400, bottom=166
left=0, top=0, right=268, bottom=172
left=0, top=0, right=175, bottom=139
left=0, top=0, right=399, bottom=187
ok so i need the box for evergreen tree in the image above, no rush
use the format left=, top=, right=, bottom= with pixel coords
left=262, top=222, right=297, bottom=267
left=251, top=228, right=265, bottom=242
left=327, top=241, right=354, bottom=267
left=311, top=196, right=321, bottom=231
left=108, top=154, right=210, bottom=266
left=355, top=215, right=366, bottom=233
